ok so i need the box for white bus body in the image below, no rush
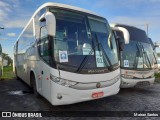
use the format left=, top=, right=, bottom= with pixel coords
left=111, top=24, right=155, bottom=88
left=14, top=2, right=121, bottom=105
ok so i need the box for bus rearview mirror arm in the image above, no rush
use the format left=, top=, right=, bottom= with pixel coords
left=39, top=12, right=56, bottom=37
left=116, top=36, right=125, bottom=51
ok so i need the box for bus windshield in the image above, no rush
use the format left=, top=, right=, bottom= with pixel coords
left=50, top=8, right=118, bottom=73
left=116, top=25, right=154, bottom=69
left=121, top=41, right=154, bottom=69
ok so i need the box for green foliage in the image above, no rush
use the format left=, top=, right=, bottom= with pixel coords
left=157, top=53, right=160, bottom=57
left=155, top=73, right=160, bottom=78
left=2, top=53, right=13, bottom=66
left=155, top=73, right=160, bottom=83
left=1, top=66, right=15, bottom=80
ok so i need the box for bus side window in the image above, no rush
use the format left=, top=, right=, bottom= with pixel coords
left=39, top=26, right=50, bottom=64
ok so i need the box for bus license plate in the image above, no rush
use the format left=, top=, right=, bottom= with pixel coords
left=92, top=92, right=104, bottom=98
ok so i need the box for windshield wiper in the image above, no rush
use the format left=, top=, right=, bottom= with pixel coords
left=141, top=44, right=152, bottom=68
left=76, top=47, right=94, bottom=73
left=133, top=43, right=141, bottom=69
left=153, top=52, right=157, bottom=64
left=133, top=43, right=152, bottom=69
left=76, top=33, right=113, bottom=73
left=94, top=33, right=112, bottom=69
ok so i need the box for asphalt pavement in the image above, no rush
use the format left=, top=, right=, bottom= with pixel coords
left=0, top=79, right=160, bottom=120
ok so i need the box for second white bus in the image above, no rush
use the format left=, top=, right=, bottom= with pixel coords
left=112, top=24, right=155, bottom=88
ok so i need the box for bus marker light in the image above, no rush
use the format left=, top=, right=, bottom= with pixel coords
left=92, top=92, right=104, bottom=98
left=57, top=94, right=62, bottom=99
left=96, top=82, right=101, bottom=88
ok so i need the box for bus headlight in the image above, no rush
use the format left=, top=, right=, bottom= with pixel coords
left=50, top=74, right=78, bottom=87
left=121, top=74, right=134, bottom=79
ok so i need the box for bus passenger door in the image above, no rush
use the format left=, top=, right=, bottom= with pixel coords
left=38, top=26, right=51, bottom=101
left=38, top=12, right=56, bottom=101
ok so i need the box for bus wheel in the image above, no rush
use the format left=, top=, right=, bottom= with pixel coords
left=30, top=73, right=40, bottom=98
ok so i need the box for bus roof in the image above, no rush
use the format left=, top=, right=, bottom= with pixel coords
left=37, top=2, right=100, bottom=17
left=111, top=23, right=150, bottom=43
left=16, top=2, right=102, bottom=44
left=110, top=23, right=142, bottom=31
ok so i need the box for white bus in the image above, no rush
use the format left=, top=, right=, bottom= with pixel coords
left=14, top=2, right=123, bottom=105
left=0, top=44, right=3, bottom=78
left=111, top=24, right=155, bottom=88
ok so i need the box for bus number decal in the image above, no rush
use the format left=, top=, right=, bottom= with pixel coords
left=59, top=51, right=68, bottom=62
left=124, top=60, right=129, bottom=67
left=96, top=51, right=104, bottom=67
left=97, top=58, right=103, bottom=63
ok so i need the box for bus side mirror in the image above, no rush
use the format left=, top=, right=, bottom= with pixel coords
left=111, top=26, right=130, bottom=44
left=39, top=12, right=56, bottom=37
left=116, top=36, right=125, bottom=51
left=153, top=46, right=155, bottom=50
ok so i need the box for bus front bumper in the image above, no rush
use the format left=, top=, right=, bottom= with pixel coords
left=50, top=79, right=120, bottom=105
left=120, top=77, right=155, bottom=88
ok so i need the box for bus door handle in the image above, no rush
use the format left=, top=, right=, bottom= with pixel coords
left=41, top=71, right=43, bottom=75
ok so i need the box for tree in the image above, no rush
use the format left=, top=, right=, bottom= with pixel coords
left=2, top=53, right=13, bottom=66
left=2, top=53, right=8, bottom=58
left=157, top=53, right=160, bottom=57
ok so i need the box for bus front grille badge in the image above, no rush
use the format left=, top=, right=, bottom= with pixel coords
left=142, top=74, right=145, bottom=78
left=96, top=82, right=101, bottom=88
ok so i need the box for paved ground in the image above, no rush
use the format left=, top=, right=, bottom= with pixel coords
left=0, top=79, right=160, bottom=120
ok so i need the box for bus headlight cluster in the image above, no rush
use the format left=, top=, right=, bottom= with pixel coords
left=50, top=74, right=78, bottom=87
left=121, top=74, right=134, bottom=79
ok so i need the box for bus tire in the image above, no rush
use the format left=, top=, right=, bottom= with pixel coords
left=30, top=73, right=40, bottom=98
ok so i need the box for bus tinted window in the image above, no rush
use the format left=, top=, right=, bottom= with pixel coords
left=115, top=25, right=149, bottom=43
left=18, top=20, right=35, bottom=53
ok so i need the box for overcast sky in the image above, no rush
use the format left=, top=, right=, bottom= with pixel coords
left=0, top=0, right=160, bottom=58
